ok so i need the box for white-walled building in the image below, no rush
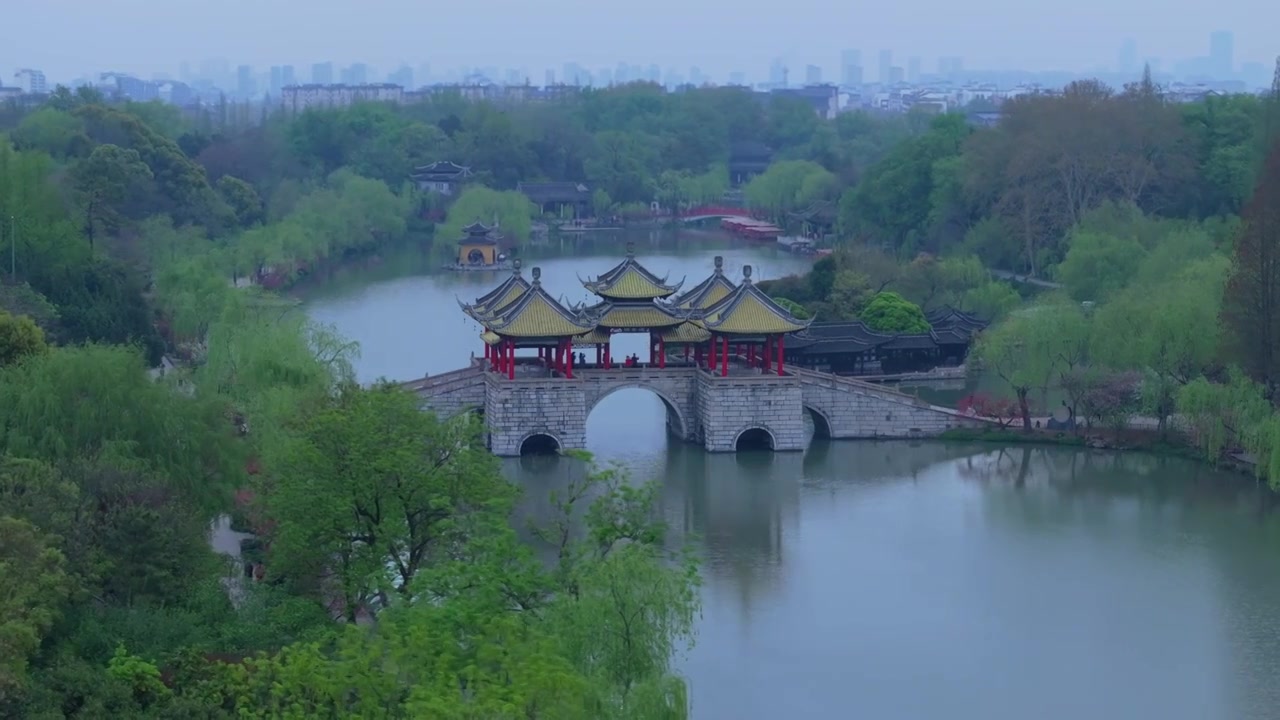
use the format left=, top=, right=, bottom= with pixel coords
left=280, top=83, right=403, bottom=113
left=13, top=68, right=48, bottom=94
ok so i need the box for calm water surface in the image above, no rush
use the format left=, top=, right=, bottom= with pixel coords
left=304, top=231, right=1280, bottom=720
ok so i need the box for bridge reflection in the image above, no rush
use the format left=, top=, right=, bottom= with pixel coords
left=507, top=438, right=987, bottom=615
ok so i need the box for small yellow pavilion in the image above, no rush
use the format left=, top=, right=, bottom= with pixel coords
left=456, top=220, right=503, bottom=267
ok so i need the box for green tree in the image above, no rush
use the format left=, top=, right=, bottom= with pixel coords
left=71, top=144, right=154, bottom=246
left=439, top=186, right=535, bottom=242
left=216, top=175, right=264, bottom=227
left=262, top=384, right=510, bottom=613
left=0, top=311, right=47, bottom=366
left=0, top=516, right=75, bottom=694
left=1055, top=230, right=1146, bottom=302
left=860, top=291, right=930, bottom=333
left=1222, top=142, right=1280, bottom=400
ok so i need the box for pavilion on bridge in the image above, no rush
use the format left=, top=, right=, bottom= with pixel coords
left=691, top=264, right=812, bottom=376
left=579, top=242, right=688, bottom=368
left=459, top=249, right=813, bottom=378
left=462, top=264, right=593, bottom=380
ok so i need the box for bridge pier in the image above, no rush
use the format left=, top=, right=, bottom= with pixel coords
left=695, top=372, right=807, bottom=452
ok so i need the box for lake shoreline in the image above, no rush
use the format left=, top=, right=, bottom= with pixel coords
left=939, top=426, right=1265, bottom=483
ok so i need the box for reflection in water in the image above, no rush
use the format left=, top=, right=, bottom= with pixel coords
left=307, top=235, right=1280, bottom=720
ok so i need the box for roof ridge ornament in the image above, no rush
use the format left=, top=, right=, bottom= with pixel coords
left=742, top=265, right=753, bottom=284
left=513, top=258, right=522, bottom=273
left=532, top=266, right=542, bottom=285
left=714, top=256, right=724, bottom=274
left=625, top=240, right=635, bottom=258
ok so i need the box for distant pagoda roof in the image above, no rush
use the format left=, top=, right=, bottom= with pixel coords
left=581, top=242, right=684, bottom=300
left=572, top=328, right=613, bottom=347
left=460, top=260, right=530, bottom=324
left=586, top=299, right=689, bottom=331
left=695, top=265, right=813, bottom=335
left=484, top=267, right=596, bottom=339
left=459, top=219, right=501, bottom=245
left=673, top=255, right=737, bottom=311
left=410, top=160, right=473, bottom=180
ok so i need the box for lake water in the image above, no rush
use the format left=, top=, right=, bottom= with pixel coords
left=304, top=230, right=1280, bottom=720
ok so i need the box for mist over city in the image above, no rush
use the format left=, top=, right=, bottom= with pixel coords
left=4, top=0, right=1278, bottom=99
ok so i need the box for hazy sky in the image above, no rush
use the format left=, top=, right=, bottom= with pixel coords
left=4, top=0, right=1276, bottom=81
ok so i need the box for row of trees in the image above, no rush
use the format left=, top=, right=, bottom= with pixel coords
left=969, top=121, right=1280, bottom=485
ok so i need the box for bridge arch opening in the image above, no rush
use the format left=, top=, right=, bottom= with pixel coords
left=735, top=427, right=776, bottom=452
left=519, top=433, right=561, bottom=456
left=804, top=406, right=832, bottom=440
left=586, top=386, right=687, bottom=448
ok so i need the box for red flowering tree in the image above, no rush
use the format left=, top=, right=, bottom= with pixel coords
left=957, top=393, right=1019, bottom=429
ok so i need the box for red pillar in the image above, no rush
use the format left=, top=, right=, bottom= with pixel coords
left=658, top=336, right=666, bottom=368
left=564, top=339, right=574, bottom=378
left=709, top=335, right=717, bottom=371
left=694, top=345, right=703, bottom=367
left=777, top=334, right=785, bottom=376
left=507, top=340, right=515, bottom=380
left=763, top=336, right=772, bottom=371
left=604, top=342, right=612, bottom=369
left=720, top=336, right=729, bottom=377
left=596, top=345, right=602, bottom=365
left=748, top=344, right=756, bottom=364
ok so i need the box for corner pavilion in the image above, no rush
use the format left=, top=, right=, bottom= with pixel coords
left=459, top=250, right=813, bottom=378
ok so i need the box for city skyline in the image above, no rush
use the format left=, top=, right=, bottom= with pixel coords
left=3, top=0, right=1276, bottom=84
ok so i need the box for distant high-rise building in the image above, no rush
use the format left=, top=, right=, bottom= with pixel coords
left=877, top=49, right=893, bottom=84
left=544, top=69, right=556, bottom=87
left=13, top=68, right=48, bottom=94
left=907, top=57, right=921, bottom=83
left=341, top=63, right=369, bottom=85
left=270, top=66, right=285, bottom=94
left=388, top=65, right=413, bottom=88
left=282, top=65, right=296, bottom=87
left=841, top=49, right=862, bottom=86
left=1118, top=38, right=1138, bottom=75
left=888, top=66, right=905, bottom=85
left=1209, top=31, right=1234, bottom=77
left=236, top=65, right=255, bottom=98
left=311, top=62, right=333, bottom=84
left=805, top=64, right=822, bottom=85
left=769, top=58, right=787, bottom=87
left=937, top=56, right=963, bottom=78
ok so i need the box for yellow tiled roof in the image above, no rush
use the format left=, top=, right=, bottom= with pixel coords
left=583, top=257, right=683, bottom=300
left=676, top=275, right=736, bottom=309
left=660, top=322, right=711, bottom=343
left=487, top=271, right=596, bottom=338
left=592, top=302, right=686, bottom=329
left=699, top=278, right=811, bottom=335
left=480, top=331, right=501, bottom=345
left=476, top=283, right=528, bottom=316
left=463, top=270, right=531, bottom=323
left=573, top=328, right=612, bottom=346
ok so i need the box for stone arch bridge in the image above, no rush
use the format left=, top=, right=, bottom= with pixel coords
left=401, top=360, right=987, bottom=456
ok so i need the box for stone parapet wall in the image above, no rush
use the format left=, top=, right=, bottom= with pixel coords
left=797, top=371, right=986, bottom=438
